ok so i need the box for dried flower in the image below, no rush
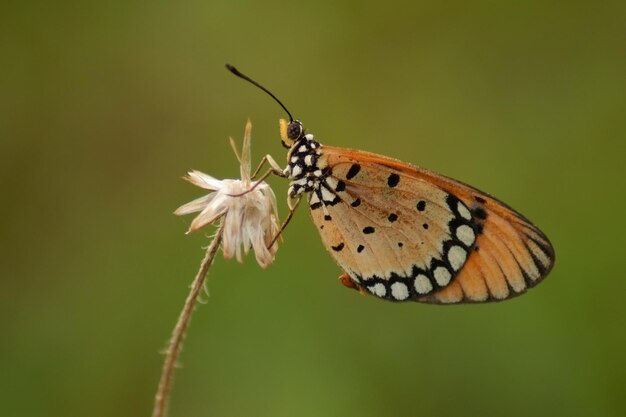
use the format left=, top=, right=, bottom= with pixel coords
left=174, top=120, right=280, bottom=268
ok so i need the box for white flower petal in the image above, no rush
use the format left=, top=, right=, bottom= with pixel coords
left=239, top=119, right=252, bottom=183
left=174, top=193, right=216, bottom=215
left=184, top=170, right=223, bottom=190
left=187, top=205, right=226, bottom=233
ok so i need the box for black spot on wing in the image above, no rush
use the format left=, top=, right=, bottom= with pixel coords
left=416, top=200, right=426, bottom=211
left=363, top=226, right=375, bottom=234
left=387, top=173, right=400, bottom=187
left=351, top=198, right=361, bottom=207
left=357, top=244, right=365, bottom=253
left=332, top=242, right=345, bottom=252
left=346, top=163, right=361, bottom=180
left=472, top=205, right=488, bottom=220
left=388, top=213, right=398, bottom=222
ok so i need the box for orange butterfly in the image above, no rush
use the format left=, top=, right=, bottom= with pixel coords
left=226, top=65, right=555, bottom=304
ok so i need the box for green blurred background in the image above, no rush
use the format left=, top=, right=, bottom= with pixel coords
left=1, top=1, right=625, bottom=416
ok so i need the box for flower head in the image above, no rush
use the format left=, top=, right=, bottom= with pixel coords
left=174, top=120, right=280, bottom=268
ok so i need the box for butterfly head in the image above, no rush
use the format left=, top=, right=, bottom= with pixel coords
left=279, top=119, right=305, bottom=148
left=225, top=64, right=311, bottom=150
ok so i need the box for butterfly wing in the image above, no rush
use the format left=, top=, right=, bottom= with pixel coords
left=308, top=145, right=554, bottom=304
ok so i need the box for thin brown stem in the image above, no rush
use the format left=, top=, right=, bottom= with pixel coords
left=152, top=223, right=225, bottom=417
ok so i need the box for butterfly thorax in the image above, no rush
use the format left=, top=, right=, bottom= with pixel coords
left=287, top=135, right=326, bottom=194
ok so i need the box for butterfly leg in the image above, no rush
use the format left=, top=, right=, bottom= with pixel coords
left=338, top=273, right=368, bottom=296
left=229, top=135, right=284, bottom=180
left=250, top=154, right=287, bottom=180
left=267, top=195, right=303, bottom=249
left=228, top=155, right=289, bottom=198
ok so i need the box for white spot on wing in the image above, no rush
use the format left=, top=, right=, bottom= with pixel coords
left=457, top=202, right=472, bottom=220
left=298, top=145, right=307, bottom=152
left=434, top=266, right=452, bottom=286
left=414, top=274, right=433, bottom=294
left=325, top=177, right=338, bottom=190
left=391, top=282, right=409, bottom=300
left=456, top=224, right=475, bottom=246
left=448, top=245, right=467, bottom=271
left=304, top=155, right=313, bottom=166
left=369, top=283, right=386, bottom=297
left=309, top=192, right=320, bottom=205
left=320, top=187, right=335, bottom=202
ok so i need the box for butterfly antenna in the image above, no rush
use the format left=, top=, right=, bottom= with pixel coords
left=225, top=64, right=294, bottom=122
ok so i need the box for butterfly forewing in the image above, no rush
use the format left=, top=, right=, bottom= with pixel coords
left=310, top=145, right=554, bottom=304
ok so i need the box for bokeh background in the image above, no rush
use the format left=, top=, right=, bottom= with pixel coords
left=1, top=1, right=625, bottom=416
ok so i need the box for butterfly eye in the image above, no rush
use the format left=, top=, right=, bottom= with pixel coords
left=287, top=120, right=304, bottom=140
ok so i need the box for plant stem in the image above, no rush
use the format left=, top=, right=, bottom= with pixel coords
left=152, top=223, right=224, bottom=417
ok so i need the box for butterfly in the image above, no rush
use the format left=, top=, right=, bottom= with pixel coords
left=226, top=64, right=555, bottom=304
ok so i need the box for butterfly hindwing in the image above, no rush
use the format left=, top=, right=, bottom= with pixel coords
left=309, top=145, right=554, bottom=304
